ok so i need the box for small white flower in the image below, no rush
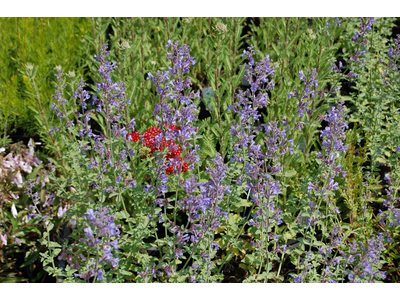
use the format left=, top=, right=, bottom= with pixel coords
left=310, top=34, right=316, bottom=40
left=215, top=22, right=228, bottom=34
left=68, top=71, right=75, bottom=78
left=13, top=170, right=23, bottom=188
left=120, top=41, right=130, bottom=50
left=0, top=147, right=5, bottom=153
left=26, top=63, right=33, bottom=70
left=10, top=192, right=19, bottom=200
left=11, top=203, right=18, bottom=219
left=150, top=61, right=156, bottom=66
left=19, top=161, right=32, bottom=173
left=308, top=28, right=314, bottom=34
left=68, top=218, right=77, bottom=229
left=0, top=233, right=7, bottom=246
left=183, top=18, right=190, bottom=23
left=55, top=65, right=62, bottom=71
left=57, top=206, right=67, bottom=218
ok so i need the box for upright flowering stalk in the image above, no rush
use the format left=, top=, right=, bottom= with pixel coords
left=287, top=67, right=329, bottom=164
left=166, top=153, right=231, bottom=282
left=94, top=44, right=131, bottom=135
left=386, top=34, right=400, bottom=73
left=75, top=45, right=137, bottom=209
left=51, top=69, right=68, bottom=122
left=350, top=17, right=375, bottom=63
left=379, top=34, right=400, bottom=87
left=228, top=45, right=276, bottom=167
left=305, top=101, right=348, bottom=268
left=146, top=40, right=200, bottom=177
left=135, top=41, right=204, bottom=281
left=228, top=46, right=292, bottom=281
left=308, top=100, right=348, bottom=215
left=378, top=173, right=400, bottom=230
left=288, top=68, right=319, bottom=118
left=245, top=120, right=294, bottom=281
left=189, top=153, right=230, bottom=282
left=85, top=46, right=136, bottom=191
left=144, top=41, right=200, bottom=204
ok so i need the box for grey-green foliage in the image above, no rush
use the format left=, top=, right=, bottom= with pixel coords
left=342, top=17, right=398, bottom=169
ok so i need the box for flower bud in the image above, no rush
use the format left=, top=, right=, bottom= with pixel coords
left=11, top=203, right=18, bottom=219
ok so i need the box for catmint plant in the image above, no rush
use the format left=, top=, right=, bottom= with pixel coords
left=6, top=17, right=400, bottom=283
left=224, top=46, right=294, bottom=282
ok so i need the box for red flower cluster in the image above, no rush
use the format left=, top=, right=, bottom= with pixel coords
left=126, top=131, right=140, bottom=142
left=126, top=125, right=189, bottom=175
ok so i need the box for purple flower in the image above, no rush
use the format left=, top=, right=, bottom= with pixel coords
left=165, top=265, right=174, bottom=277
left=143, top=185, right=154, bottom=193
left=347, top=71, right=357, bottom=78
left=317, top=101, right=349, bottom=182
left=84, top=227, right=93, bottom=238
left=308, top=181, right=319, bottom=193
left=291, top=275, right=303, bottom=283
left=174, top=248, right=183, bottom=258
left=97, top=269, right=104, bottom=281
left=350, top=18, right=374, bottom=61
left=298, top=70, right=306, bottom=81
left=158, top=213, right=164, bottom=223
left=138, top=268, right=149, bottom=279
left=381, top=271, right=387, bottom=280
left=50, top=127, right=60, bottom=135
left=87, top=209, right=95, bottom=221
left=329, top=61, right=343, bottom=73
left=288, top=68, right=319, bottom=117
left=109, top=240, right=118, bottom=250
left=384, top=173, right=393, bottom=184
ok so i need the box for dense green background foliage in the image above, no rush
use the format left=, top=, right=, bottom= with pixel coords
left=0, top=17, right=90, bottom=147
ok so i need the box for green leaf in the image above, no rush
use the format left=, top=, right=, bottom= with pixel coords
left=119, top=270, right=133, bottom=276
left=19, top=251, right=40, bottom=268
left=48, top=241, right=61, bottom=248
left=284, top=170, right=297, bottom=177
left=46, top=223, right=54, bottom=231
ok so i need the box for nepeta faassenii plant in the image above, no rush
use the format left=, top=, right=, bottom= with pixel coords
left=18, top=18, right=399, bottom=283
